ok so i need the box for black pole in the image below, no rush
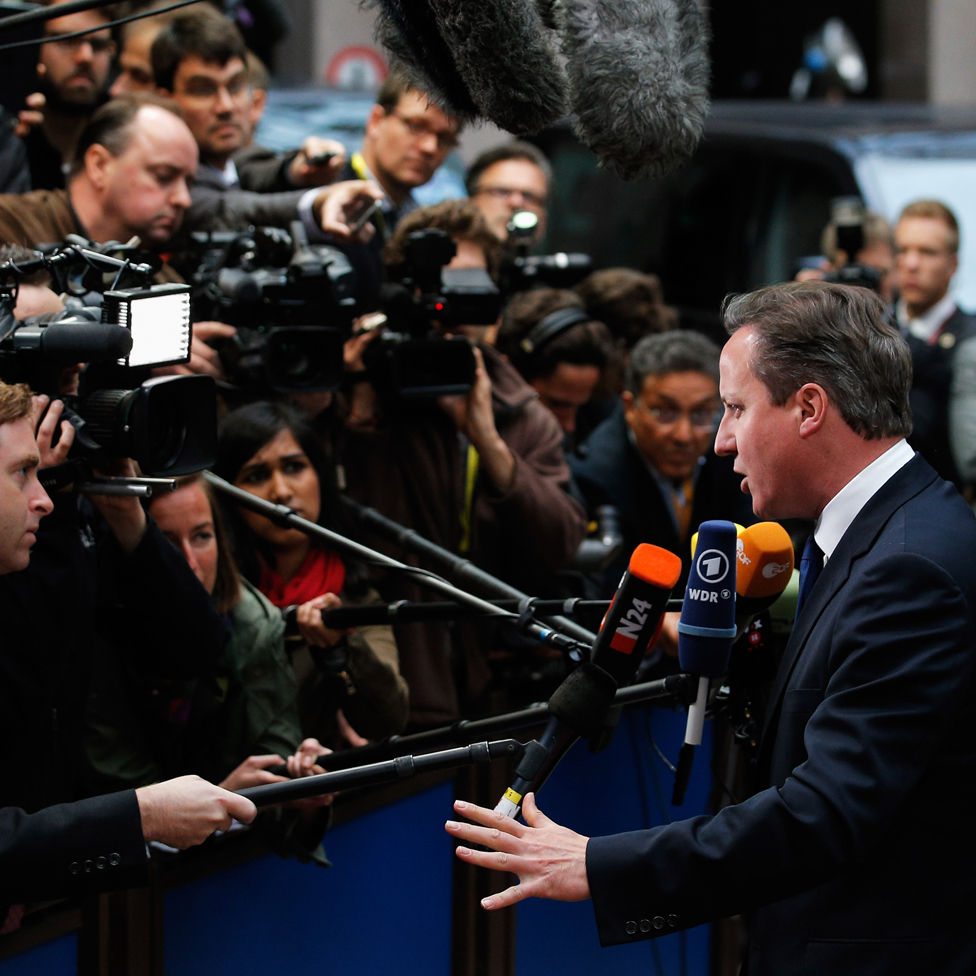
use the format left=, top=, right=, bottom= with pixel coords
left=0, top=0, right=199, bottom=30
left=343, top=497, right=598, bottom=645
left=317, top=596, right=684, bottom=629
left=239, top=739, right=524, bottom=807
left=266, top=674, right=695, bottom=776
left=205, top=472, right=586, bottom=660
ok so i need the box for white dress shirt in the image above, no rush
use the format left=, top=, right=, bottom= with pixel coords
left=896, top=293, right=958, bottom=343
left=814, top=439, right=915, bottom=563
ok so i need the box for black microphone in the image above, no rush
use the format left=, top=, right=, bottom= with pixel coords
left=6, top=320, right=133, bottom=362
left=495, top=543, right=682, bottom=818
left=672, top=520, right=737, bottom=805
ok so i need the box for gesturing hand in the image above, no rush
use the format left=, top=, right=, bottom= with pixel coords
left=445, top=792, right=591, bottom=909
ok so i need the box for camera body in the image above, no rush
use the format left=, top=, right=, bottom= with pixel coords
left=190, top=223, right=356, bottom=394
left=0, top=242, right=216, bottom=478
left=822, top=196, right=884, bottom=293
left=368, top=229, right=502, bottom=400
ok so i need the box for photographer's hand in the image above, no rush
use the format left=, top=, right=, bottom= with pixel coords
left=440, top=347, right=515, bottom=492
left=290, top=137, right=347, bottom=187
left=14, top=92, right=44, bottom=139
left=31, top=395, right=75, bottom=469
left=152, top=322, right=236, bottom=380
left=89, top=457, right=147, bottom=555
left=219, top=754, right=291, bottom=792
left=296, top=591, right=350, bottom=648
left=312, top=180, right=384, bottom=244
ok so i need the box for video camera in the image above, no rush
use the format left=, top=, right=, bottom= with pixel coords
left=822, top=196, right=884, bottom=293
left=500, top=210, right=592, bottom=295
left=189, top=222, right=356, bottom=395
left=0, top=240, right=216, bottom=489
left=368, top=228, right=501, bottom=399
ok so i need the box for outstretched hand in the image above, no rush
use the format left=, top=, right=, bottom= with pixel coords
left=446, top=792, right=591, bottom=910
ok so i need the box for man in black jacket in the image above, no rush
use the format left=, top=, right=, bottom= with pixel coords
left=0, top=379, right=255, bottom=905
left=570, top=330, right=752, bottom=657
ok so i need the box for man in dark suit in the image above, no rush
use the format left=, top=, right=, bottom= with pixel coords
left=894, top=199, right=976, bottom=489
left=571, top=329, right=753, bottom=594
left=0, top=381, right=256, bottom=904
left=446, top=281, right=976, bottom=975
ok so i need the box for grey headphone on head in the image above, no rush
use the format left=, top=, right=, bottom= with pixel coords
left=519, top=306, right=592, bottom=356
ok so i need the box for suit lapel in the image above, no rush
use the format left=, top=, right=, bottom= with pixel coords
left=758, top=455, right=938, bottom=749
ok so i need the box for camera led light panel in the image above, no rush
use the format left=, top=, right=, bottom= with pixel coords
left=103, top=283, right=192, bottom=369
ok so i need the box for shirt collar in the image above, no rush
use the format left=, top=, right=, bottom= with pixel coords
left=626, top=427, right=704, bottom=535
left=198, top=159, right=239, bottom=188
left=896, top=292, right=957, bottom=342
left=813, top=438, right=915, bottom=561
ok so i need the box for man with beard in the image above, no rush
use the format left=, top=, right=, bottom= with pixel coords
left=26, top=0, right=115, bottom=190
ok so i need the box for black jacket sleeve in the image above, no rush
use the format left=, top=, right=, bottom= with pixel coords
left=0, top=790, right=147, bottom=904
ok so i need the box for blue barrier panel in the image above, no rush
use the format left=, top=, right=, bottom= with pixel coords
left=0, top=933, right=76, bottom=976
left=516, top=705, right=713, bottom=976
left=165, top=780, right=456, bottom=976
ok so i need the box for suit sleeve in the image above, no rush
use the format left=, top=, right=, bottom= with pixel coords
left=587, top=550, right=976, bottom=944
left=185, top=183, right=308, bottom=235
left=0, top=791, right=147, bottom=904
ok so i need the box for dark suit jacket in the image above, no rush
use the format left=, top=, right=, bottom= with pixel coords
left=906, top=306, right=976, bottom=488
left=587, top=455, right=976, bottom=975
left=0, top=790, right=147, bottom=904
left=570, top=406, right=753, bottom=594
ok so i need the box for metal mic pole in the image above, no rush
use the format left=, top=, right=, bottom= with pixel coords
left=265, top=674, right=696, bottom=776
left=343, top=497, right=597, bottom=645
left=238, top=739, right=524, bottom=807
left=205, top=472, right=587, bottom=659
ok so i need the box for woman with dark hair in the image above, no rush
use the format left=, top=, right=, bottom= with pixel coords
left=214, top=400, right=409, bottom=746
left=86, top=474, right=332, bottom=865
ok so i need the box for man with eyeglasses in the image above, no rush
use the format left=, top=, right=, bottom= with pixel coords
left=466, top=141, right=551, bottom=244
left=25, top=0, right=116, bottom=191
left=571, top=330, right=753, bottom=642
left=151, top=11, right=367, bottom=258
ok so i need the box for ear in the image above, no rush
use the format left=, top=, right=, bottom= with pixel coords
left=364, top=103, right=386, bottom=139
left=796, top=383, right=829, bottom=439
left=85, top=144, right=113, bottom=191
left=621, top=389, right=635, bottom=422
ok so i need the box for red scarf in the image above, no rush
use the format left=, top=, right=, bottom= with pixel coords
left=259, top=545, right=346, bottom=608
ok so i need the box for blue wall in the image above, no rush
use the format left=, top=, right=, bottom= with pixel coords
left=516, top=705, right=713, bottom=976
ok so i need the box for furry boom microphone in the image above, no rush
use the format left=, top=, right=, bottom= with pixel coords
left=365, top=0, right=710, bottom=181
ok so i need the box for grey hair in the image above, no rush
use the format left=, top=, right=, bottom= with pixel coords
left=722, top=281, right=912, bottom=440
left=626, top=330, right=720, bottom=394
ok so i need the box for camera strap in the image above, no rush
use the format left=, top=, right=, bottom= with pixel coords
left=38, top=458, right=87, bottom=493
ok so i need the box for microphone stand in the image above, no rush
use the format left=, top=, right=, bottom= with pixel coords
left=342, top=496, right=598, bottom=645
left=238, top=739, right=524, bottom=807
left=205, top=472, right=588, bottom=660
left=266, top=673, right=697, bottom=776
left=315, top=596, right=686, bottom=629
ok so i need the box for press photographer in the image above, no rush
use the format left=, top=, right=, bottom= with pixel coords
left=341, top=199, right=587, bottom=725
left=0, top=376, right=256, bottom=906
left=0, top=248, right=229, bottom=820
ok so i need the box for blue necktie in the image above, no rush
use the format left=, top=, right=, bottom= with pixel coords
left=796, top=535, right=824, bottom=618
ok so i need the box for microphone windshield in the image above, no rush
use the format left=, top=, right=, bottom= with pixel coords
left=628, top=541, right=683, bottom=589
left=736, top=522, right=794, bottom=600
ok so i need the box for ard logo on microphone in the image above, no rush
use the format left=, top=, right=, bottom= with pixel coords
left=610, top=597, right=656, bottom=654
left=688, top=549, right=731, bottom=604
